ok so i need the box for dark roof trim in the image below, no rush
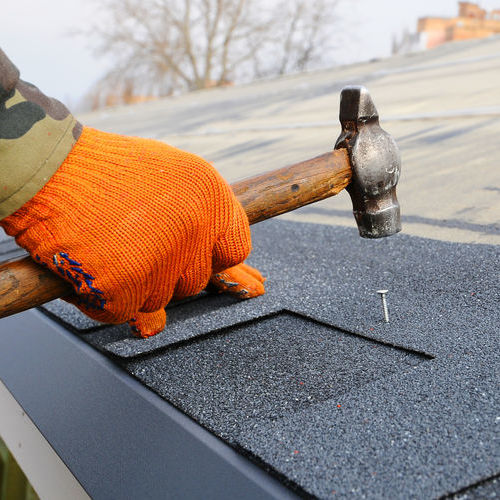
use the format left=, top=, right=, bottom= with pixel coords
left=0, top=310, right=297, bottom=500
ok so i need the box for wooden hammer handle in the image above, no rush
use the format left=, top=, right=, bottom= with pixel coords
left=232, top=150, right=350, bottom=223
left=0, top=149, right=350, bottom=318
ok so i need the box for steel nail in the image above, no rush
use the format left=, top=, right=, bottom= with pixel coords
left=377, top=289, right=390, bottom=323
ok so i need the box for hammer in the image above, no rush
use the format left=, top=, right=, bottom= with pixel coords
left=0, top=85, right=401, bottom=319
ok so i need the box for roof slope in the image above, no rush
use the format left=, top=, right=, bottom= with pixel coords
left=80, top=36, right=500, bottom=245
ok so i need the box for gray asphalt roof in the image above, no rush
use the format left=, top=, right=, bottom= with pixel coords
left=38, top=220, right=500, bottom=498
left=1, top=36, right=500, bottom=498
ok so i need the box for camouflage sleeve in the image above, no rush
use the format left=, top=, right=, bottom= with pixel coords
left=0, top=47, right=82, bottom=219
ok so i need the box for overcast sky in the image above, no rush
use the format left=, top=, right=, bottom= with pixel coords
left=3, top=0, right=499, bottom=108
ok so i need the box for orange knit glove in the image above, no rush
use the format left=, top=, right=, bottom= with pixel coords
left=209, top=263, right=266, bottom=298
left=1, top=127, right=265, bottom=337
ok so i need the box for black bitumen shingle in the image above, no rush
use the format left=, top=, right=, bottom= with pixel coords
left=38, top=220, right=500, bottom=498
left=124, top=312, right=430, bottom=440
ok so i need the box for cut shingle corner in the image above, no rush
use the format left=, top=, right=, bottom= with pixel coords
left=124, top=311, right=431, bottom=434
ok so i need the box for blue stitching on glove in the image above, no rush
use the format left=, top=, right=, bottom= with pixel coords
left=39, top=252, right=107, bottom=311
left=59, top=253, right=82, bottom=266
left=35, top=255, right=47, bottom=267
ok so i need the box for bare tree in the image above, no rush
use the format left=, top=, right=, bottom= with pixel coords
left=260, top=0, right=341, bottom=77
left=84, top=0, right=342, bottom=108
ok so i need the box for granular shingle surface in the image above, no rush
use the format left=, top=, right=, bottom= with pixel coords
left=125, top=313, right=429, bottom=440
left=41, top=219, right=500, bottom=498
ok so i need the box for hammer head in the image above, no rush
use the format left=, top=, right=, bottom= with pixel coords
left=334, top=86, right=401, bottom=238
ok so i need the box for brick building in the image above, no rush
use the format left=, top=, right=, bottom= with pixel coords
left=418, top=2, right=500, bottom=49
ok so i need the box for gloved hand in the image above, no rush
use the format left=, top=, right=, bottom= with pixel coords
left=0, top=127, right=265, bottom=337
